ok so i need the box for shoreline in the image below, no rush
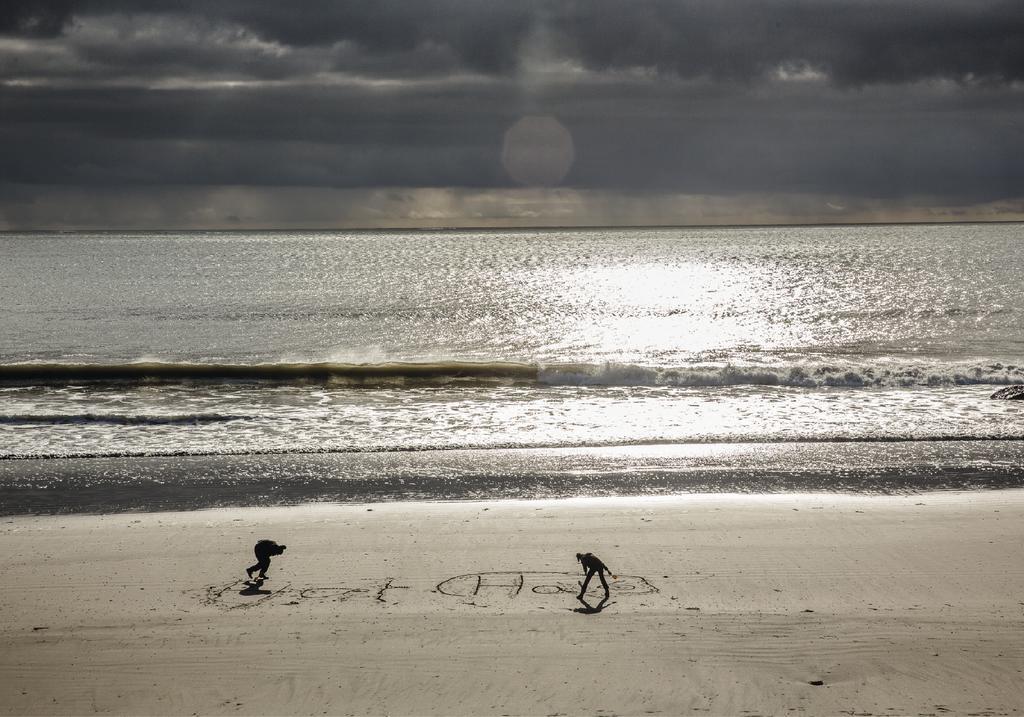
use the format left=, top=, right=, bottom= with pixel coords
left=3, top=491, right=1024, bottom=715
left=4, top=440, right=1024, bottom=516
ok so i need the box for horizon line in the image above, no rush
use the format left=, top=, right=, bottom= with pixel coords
left=3, top=217, right=1023, bottom=234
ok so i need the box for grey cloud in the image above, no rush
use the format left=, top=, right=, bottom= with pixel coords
left=3, top=80, right=1022, bottom=201
left=0, top=24, right=466, bottom=88
left=2, top=1, right=539, bottom=76
left=6, top=1, right=1024, bottom=85
left=222, top=0, right=536, bottom=74
left=549, top=0, right=1024, bottom=86
left=0, top=83, right=514, bottom=187
left=2, top=1, right=1023, bottom=228
left=0, top=0, right=75, bottom=37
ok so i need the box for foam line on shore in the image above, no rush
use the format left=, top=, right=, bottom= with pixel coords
left=3, top=433, right=1024, bottom=462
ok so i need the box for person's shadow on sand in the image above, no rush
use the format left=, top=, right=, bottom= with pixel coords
left=573, top=595, right=613, bottom=614
left=239, top=579, right=271, bottom=596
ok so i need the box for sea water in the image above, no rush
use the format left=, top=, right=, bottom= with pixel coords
left=2, top=224, right=1023, bottom=512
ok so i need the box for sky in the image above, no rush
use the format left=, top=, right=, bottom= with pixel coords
left=2, top=0, right=1023, bottom=229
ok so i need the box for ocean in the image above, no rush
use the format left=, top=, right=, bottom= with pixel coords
left=2, top=224, right=1023, bottom=513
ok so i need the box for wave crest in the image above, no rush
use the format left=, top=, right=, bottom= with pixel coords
left=0, top=361, right=536, bottom=386
left=540, top=362, right=1024, bottom=388
left=0, top=413, right=250, bottom=426
left=0, top=359, right=1021, bottom=389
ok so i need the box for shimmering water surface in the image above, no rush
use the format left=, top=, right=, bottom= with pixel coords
left=2, top=224, right=1022, bottom=512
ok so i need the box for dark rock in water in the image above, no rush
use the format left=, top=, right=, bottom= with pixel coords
left=991, top=385, right=1024, bottom=400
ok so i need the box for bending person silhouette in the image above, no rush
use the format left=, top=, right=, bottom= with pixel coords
left=576, top=552, right=614, bottom=600
left=246, top=539, right=287, bottom=580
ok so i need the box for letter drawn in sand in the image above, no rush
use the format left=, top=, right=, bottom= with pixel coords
left=532, top=583, right=572, bottom=595
left=436, top=572, right=524, bottom=599
left=298, top=587, right=369, bottom=603
left=375, top=578, right=410, bottom=603
left=203, top=581, right=362, bottom=610
left=203, top=580, right=293, bottom=610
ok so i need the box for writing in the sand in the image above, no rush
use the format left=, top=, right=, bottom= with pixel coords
left=435, top=572, right=658, bottom=599
left=202, top=572, right=657, bottom=610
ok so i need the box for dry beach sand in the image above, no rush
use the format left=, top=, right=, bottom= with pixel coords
left=2, top=492, right=1024, bottom=716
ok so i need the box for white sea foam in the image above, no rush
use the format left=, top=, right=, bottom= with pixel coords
left=538, top=361, right=1024, bottom=389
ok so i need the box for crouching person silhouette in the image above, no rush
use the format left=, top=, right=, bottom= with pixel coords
left=576, top=552, right=615, bottom=600
left=246, top=539, right=287, bottom=580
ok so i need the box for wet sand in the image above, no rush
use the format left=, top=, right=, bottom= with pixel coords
left=2, top=492, right=1024, bottom=715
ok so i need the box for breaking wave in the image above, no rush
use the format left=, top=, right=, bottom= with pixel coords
left=0, top=359, right=1022, bottom=389
left=0, top=361, right=536, bottom=385
left=538, top=362, right=1024, bottom=388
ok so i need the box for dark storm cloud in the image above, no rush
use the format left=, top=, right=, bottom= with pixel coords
left=0, top=83, right=513, bottom=187
left=0, top=0, right=75, bottom=37
left=551, top=0, right=1024, bottom=86
left=5, top=0, right=1024, bottom=85
left=1, top=0, right=538, bottom=76
left=2, top=1, right=1023, bottom=228
left=3, top=80, right=1020, bottom=201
